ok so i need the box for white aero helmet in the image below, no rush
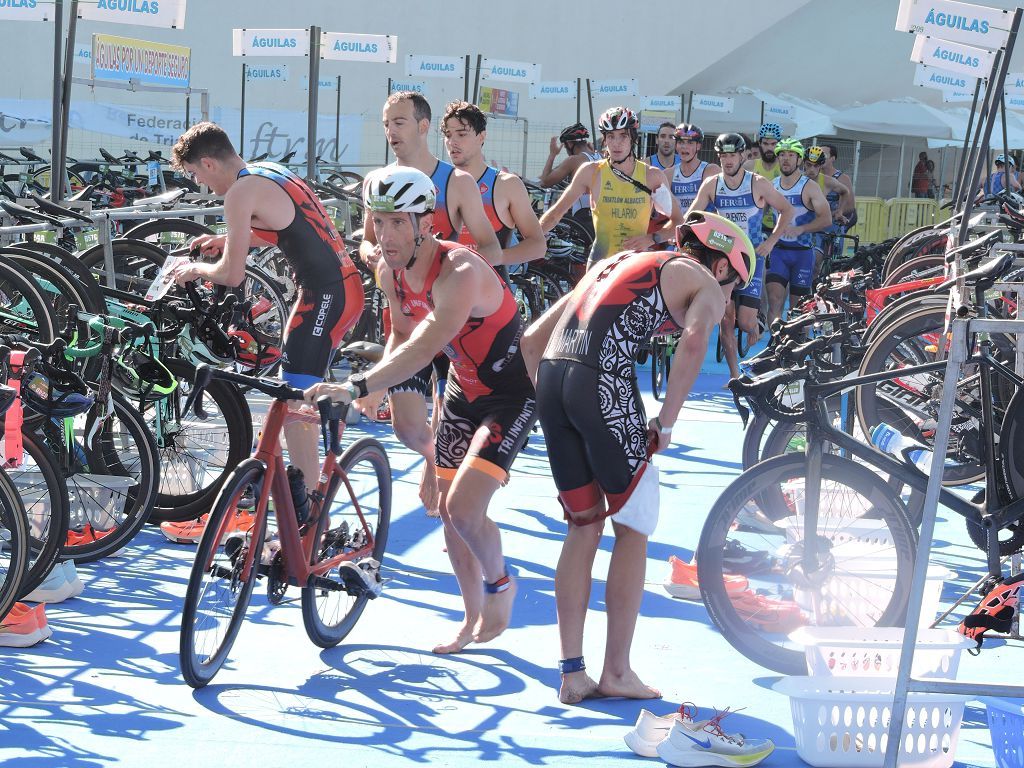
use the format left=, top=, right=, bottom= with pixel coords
left=363, top=166, right=436, bottom=213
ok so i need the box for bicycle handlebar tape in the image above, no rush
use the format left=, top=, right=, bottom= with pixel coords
left=184, top=364, right=213, bottom=421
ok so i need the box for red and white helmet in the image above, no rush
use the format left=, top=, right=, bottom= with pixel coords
left=598, top=106, right=638, bottom=133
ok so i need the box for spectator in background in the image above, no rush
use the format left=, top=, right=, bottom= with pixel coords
left=911, top=151, right=932, bottom=198
left=980, top=154, right=1021, bottom=196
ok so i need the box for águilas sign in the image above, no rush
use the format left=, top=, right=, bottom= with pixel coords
left=910, top=34, right=994, bottom=78
left=232, top=28, right=310, bottom=57
left=591, top=79, right=639, bottom=97
left=529, top=81, right=575, bottom=100
left=0, top=0, right=51, bottom=22
left=246, top=64, right=289, bottom=83
left=79, top=0, right=188, bottom=29
left=896, top=0, right=1009, bottom=49
left=692, top=93, right=734, bottom=113
left=405, top=54, right=462, bottom=79
left=642, top=95, right=681, bottom=111
left=912, top=62, right=971, bottom=91
left=321, top=32, right=397, bottom=63
left=481, top=58, right=540, bottom=84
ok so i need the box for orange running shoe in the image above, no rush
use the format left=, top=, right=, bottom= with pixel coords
left=0, top=602, right=50, bottom=646
left=65, top=524, right=114, bottom=547
left=160, top=514, right=210, bottom=545
left=958, top=573, right=1023, bottom=650
left=663, top=555, right=749, bottom=600
left=729, top=589, right=806, bottom=634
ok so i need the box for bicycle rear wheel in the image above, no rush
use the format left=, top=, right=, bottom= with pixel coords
left=651, top=340, right=671, bottom=401
left=0, top=476, right=29, bottom=621
left=180, top=458, right=268, bottom=688
left=302, top=438, right=391, bottom=648
left=697, top=453, right=917, bottom=675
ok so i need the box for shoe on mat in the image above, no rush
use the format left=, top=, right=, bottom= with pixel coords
left=338, top=557, right=382, bottom=598
left=729, top=589, right=805, bottom=634
left=663, top=555, right=749, bottom=600
left=65, top=523, right=114, bottom=548
left=0, top=602, right=50, bottom=646
left=24, top=563, right=76, bottom=604
left=160, top=514, right=209, bottom=544
left=624, top=704, right=690, bottom=757
left=61, top=560, right=84, bottom=598
left=657, top=706, right=775, bottom=768
left=721, top=540, right=773, bottom=575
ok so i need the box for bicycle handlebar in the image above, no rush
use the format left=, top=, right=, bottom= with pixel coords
left=182, top=363, right=306, bottom=421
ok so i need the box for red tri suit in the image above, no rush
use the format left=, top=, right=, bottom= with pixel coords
left=390, top=240, right=536, bottom=482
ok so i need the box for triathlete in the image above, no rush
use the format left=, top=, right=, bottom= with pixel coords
left=539, top=122, right=603, bottom=239
left=688, top=132, right=793, bottom=379
left=539, top=107, right=683, bottom=267
left=648, top=121, right=681, bottom=171
left=745, top=123, right=783, bottom=242
left=532, top=212, right=756, bottom=704
left=307, top=166, right=536, bottom=653
left=360, top=91, right=504, bottom=514
left=170, top=122, right=363, bottom=489
left=981, top=154, right=1021, bottom=195
left=670, top=123, right=719, bottom=212
left=821, top=143, right=857, bottom=221
left=765, top=138, right=835, bottom=325
left=803, top=145, right=856, bottom=264
left=441, top=100, right=545, bottom=265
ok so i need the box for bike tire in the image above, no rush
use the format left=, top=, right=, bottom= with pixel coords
left=179, top=458, right=268, bottom=688
left=0, top=477, right=29, bottom=622
left=144, top=358, right=253, bottom=523
left=301, top=437, right=391, bottom=648
left=697, top=453, right=917, bottom=675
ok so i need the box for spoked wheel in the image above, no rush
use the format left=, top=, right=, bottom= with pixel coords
left=302, top=438, right=391, bottom=648
left=651, top=339, right=672, bottom=401
left=696, top=453, right=917, bottom=675
left=179, top=459, right=268, bottom=688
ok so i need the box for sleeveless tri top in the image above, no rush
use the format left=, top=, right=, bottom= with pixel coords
left=589, top=159, right=652, bottom=265
left=236, top=162, right=353, bottom=287
left=648, top=153, right=681, bottom=170
left=457, top=166, right=515, bottom=248
left=671, top=160, right=709, bottom=211
left=713, top=171, right=764, bottom=247
left=430, top=160, right=459, bottom=239
left=391, top=241, right=529, bottom=401
left=773, top=174, right=814, bottom=248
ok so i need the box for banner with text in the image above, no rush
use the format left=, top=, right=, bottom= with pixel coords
left=301, top=76, right=336, bottom=90
left=246, top=64, right=289, bottom=83
left=478, top=86, right=519, bottom=117
left=321, top=32, right=397, bottom=63
left=1005, top=72, right=1024, bottom=95
left=530, top=81, right=575, bottom=99
left=233, top=29, right=309, bottom=57
left=0, top=103, right=51, bottom=144
left=1006, top=95, right=1024, bottom=111
left=590, top=79, right=639, bottom=98
left=943, top=88, right=977, bottom=102
left=1, top=2, right=51, bottom=22
left=896, top=0, right=1009, bottom=49
left=390, top=79, right=426, bottom=94
left=642, top=95, right=681, bottom=112
left=79, top=0, right=188, bottom=29
left=911, top=34, right=995, bottom=79
left=692, top=93, right=734, bottom=113
left=640, top=111, right=677, bottom=132
left=481, top=58, right=540, bottom=85
left=913, top=62, right=976, bottom=91
left=92, top=33, right=191, bottom=88
left=74, top=44, right=92, bottom=69
left=763, top=101, right=796, bottom=121
left=405, top=54, right=462, bottom=79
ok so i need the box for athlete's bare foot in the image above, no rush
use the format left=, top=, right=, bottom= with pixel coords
left=473, top=576, right=517, bottom=643
left=419, top=465, right=439, bottom=517
left=559, top=671, right=602, bottom=705
left=597, top=669, right=662, bottom=700
left=432, top=621, right=476, bottom=654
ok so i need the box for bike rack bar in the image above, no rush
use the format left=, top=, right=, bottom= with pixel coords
left=883, top=315, right=1024, bottom=768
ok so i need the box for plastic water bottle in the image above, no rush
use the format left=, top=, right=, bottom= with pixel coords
left=286, top=465, right=310, bottom=525
left=870, top=422, right=934, bottom=474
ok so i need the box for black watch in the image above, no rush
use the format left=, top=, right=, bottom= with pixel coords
left=349, top=373, right=369, bottom=399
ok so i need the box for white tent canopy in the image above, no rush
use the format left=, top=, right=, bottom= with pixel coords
left=830, top=98, right=965, bottom=140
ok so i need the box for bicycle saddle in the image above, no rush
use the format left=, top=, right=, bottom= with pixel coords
left=98, top=148, right=119, bottom=164
left=338, top=341, right=384, bottom=364
left=19, top=147, right=45, bottom=163
left=943, top=229, right=1002, bottom=263
left=941, top=251, right=1016, bottom=293
left=67, top=184, right=95, bottom=203
left=27, top=192, right=93, bottom=224
left=0, top=200, right=63, bottom=226
left=132, top=188, right=187, bottom=207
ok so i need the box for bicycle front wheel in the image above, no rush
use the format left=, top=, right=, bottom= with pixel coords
left=302, top=438, right=391, bottom=648
left=696, top=453, right=917, bottom=675
left=180, top=458, right=268, bottom=688
left=0, top=470, right=30, bottom=620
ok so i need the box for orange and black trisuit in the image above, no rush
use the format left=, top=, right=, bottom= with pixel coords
left=389, top=240, right=536, bottom=482
left=537, top=249, right=684, bottom=522
left=238, top=162, right=363, bottom=387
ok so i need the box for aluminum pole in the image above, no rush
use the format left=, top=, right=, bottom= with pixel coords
left=472, top=54, right=482, bottom=104
left=852, top=140, right=861, bottom=192
left=240, top=63, right=247, bottom=157
left=384, top=77, right=391, bottom=164
left=951, top=77, right=982, bottom=203
left=896, top=137, right=906, bottom=197
left=306, top=26, right=321, bottom=180
left=50, top=0, right=64, bottom=200
left=463, top=55, right=470, bottom=102
left=576, top=78, right=581, bottom=123
left=586, top=79, right=596, bottom=147
left=56, top=0, right=79, bottom=201
left=335, top=75, right=341, bottom=163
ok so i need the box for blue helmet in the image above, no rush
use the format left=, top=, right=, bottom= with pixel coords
left=758, top=123, right=783, bottom=141
left=996, top=154, right=1016, bottom=167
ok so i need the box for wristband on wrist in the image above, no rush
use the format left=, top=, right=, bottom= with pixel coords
left=348, top=373, right=369, bottom=399
left=653, top=416, right=672, bottom=435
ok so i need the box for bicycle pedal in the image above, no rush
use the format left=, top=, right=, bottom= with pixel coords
left=338, top=557, right=382, bottom=599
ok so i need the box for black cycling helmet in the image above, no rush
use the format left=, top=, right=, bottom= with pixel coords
left=714, top=132, right=747, bottom=154
left=598, top=106, right=639, bottom=133
left=674, top=123, right=704, bottom=144
left=559, top=122, right=590, bottom=144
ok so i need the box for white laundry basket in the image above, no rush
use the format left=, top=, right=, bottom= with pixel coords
left=773, top=676, right=970, bottom=768
left=789, top=627, right=973, bottom=679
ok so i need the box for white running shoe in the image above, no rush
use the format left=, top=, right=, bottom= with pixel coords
left=338, top=557, right=382, bottom=598
left=657, top=707, right=774, bottom=767
left=61, top=560, right=85, bottom=598
left=24, top=563, right=76, bottom=603
left=624, top=707, right=684, bottom=757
